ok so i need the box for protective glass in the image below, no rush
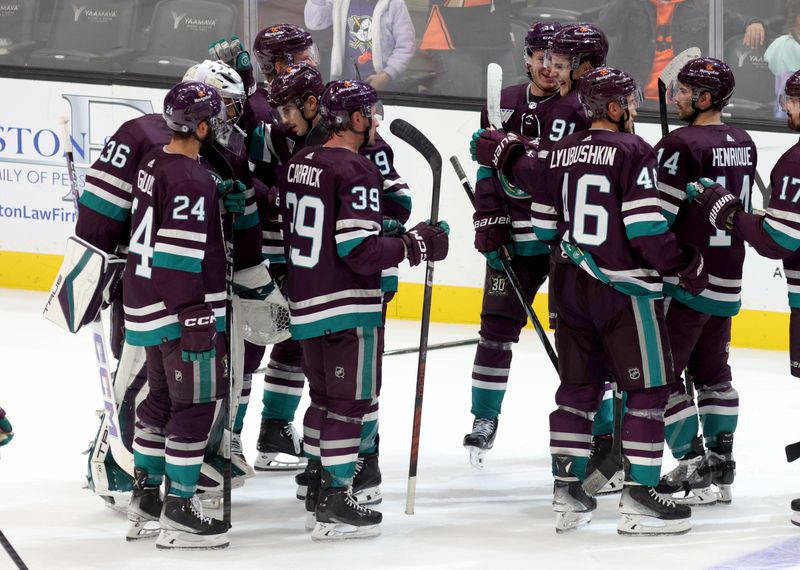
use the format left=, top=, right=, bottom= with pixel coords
left=779, top=93, right=800, bottom=110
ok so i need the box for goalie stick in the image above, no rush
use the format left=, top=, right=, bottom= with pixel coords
left=449, top=156, right=558, bottom=372
left=389, top=118, right=442, bottom=515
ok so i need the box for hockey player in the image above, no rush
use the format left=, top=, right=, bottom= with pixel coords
left=280, top=79, right=449, bottom=540
left=653, top=58, right=756, bottom=506
left=474, top=66, right=707, bottom=535
left=463, top=22, right=561, bottom=468
left=0, top=407, right=13, bottom=447
left=687, top=70, right=800, bottom=522
left=124, top=81, right=232, bottom=550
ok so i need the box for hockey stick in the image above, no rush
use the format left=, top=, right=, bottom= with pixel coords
left=383, top=338, right=479, bottom=357
left=389, top=118, right=441, bottom=515
left=658, top=47, right=701, bottom=137
left=0, top=530, right=28, bottom=570
left=450, top=156, right=559, bottom=372
left=486, top=63, right=503, bottom=129
left=787, top=441, right=800, bottom=463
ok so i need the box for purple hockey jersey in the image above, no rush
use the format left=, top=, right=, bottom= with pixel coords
left=536, top=90, right=591, bottom=158
left=123, top=148, right=227, bottom=346
left=655, top=124, right=757, bottom=316
left=77, top=113, right=171, bottom=254
left=280, top=146, right=405, bottom=339
left=528, top=128, right=688, bottom=297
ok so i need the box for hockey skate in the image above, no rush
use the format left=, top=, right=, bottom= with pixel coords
left=304, top=460, right=322, bottom=531
left=618, top=482, right=692, bottom=536
left=295, top=468, right=309, bottom=500
left=552, top=455, right=596, bottom=533
left=230, top=431, right=255, bottom=479
left=656, top=438, right=716, bottom=506
left=463, top=417, right=498, bottom=469
left=584, top=434, right=624, bottom=495
left=126, top=468, right=162, bottom=541
left=706, top=432, right=735, bottom=504
left=312, top=472, right=381, bottom=541
left=254, top=419, right=307, bottom=471
left=157, top=494, right=230, bottom=550
left=791, top=498, right=800, bottom=527
left=352, top=453, right=382, bottom=506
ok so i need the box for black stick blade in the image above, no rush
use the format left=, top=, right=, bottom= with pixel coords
left=390, top=119, right=441, bottom=167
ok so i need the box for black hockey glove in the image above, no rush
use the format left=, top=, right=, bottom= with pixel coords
left=401, top=221, right=451, bottom=266
left=473, top=210, right=511, bottom=253
left=179, top=304, right=217, bottom=362
left=473, top=129, right=526, bottom=172
left=688, top=177, right=742, bottom=231
left=676, top=245, right=708, bottom=297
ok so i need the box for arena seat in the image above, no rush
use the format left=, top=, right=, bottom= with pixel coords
left=0, top=0, right=40, bottom=66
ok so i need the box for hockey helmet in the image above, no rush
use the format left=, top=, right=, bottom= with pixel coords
left=674, top=57, right=735, bottom=110
left=525, top=21, right=562, bottom=56
left=547, top=23, right=608, bottom=69
left=253, top=23, right=319, bottom=77
left=162, top=81, right=224, bottom=135
left=319, top=80, right=382, bottom=130
left=577, top=66, right=642, bottom=120
left=268, top=63, right=325, bottom=109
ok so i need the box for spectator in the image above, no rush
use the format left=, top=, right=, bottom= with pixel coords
left=765, top=0, right=800, bottom=116
left=419, top=0, right=515, bottom=97
left=598, top=0, right=765, bottom=101
left=304, top=0, right=416, bottom=90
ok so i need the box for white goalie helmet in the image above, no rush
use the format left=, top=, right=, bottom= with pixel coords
left=183, top=59, right=247, bottom=153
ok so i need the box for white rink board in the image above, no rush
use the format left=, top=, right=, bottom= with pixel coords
left=0, top=78, right=795, bottom=312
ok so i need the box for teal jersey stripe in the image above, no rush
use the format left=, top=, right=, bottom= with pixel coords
left=515, top=241, right=550, bottom=256
left=634, top=297, right=665, bottom=388
left=359, top=327, right=376, bottom=400
left=788, top=291, right=800, bottom=309
left=765, top=219, right=800, bottom=252
left=626, top=219, right=669, bottom=239
left=234, top=210, right=260, bottom=230
left=381, top=274, right=398, bottom=292
left=79, top=191, right=129, bottom=222
left=263, top=252, right=286, bottom=264
left=534, top=227, right=559, bottom=242
left=662, top=209, right=677, bottom=227
left=383, top=192, right=412, bottom=213
left=153, top=252, right=202, bottom=273
left=126, top=323, right=182, bottom=346
left=198, top=358, right=212, bottom=402
left=665, top=283, right=741, bottom=317
left=476, top=166, right=493, bottom=183
left=336, top=236, right=365, bottom=258
left=289, top=312, right=383, bottom=340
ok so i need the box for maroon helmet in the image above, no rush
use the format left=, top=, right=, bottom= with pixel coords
left=525, top=21, right=562, bottom=55
left=319, top=80, right=381, bottom=130
left=675, top=57, right=735, bottom=110
left=253, top=23, right=318, bottom=77
left=163, top=80, right=223, bottom=134
left=577, top=66, right=641, bottom=120
left=548, top=23, right=608, bottom=69
left=268, top=63, right=324, bottom=108
left=780, top=69, right=800, bottom=108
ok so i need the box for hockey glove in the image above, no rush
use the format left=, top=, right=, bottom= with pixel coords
left=0, top=408, right=13, bottom=447
left=208, top=36, right=256, bottom=96
left=676, top=245, right=708, bottom=297
left=401, top=221, right=450, bottom=266
left=179, top=305, right=217, bottom=362
left=469, top=128, right=486, bottom=162
left=474, top=130, right=526, bottom=172
left=473, top=210, right=511, bottom=253
left=688, top=177, right=742, bottom=231
left=484, top=243, right=515, bottom=271
left=217, top=179, right=247, bottom=215
left=383, top=217, right=406, bottom=237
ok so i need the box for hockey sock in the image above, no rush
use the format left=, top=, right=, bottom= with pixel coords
left=359, top=398, right=379, bottom=455
left=133, top=422, right=166, bottom=486
left=592, top=382, right=615, bottom=436
left=549, top=384, right=602, bottom=480
left=663, top=388, right=699, bottom=459
left=164, top=401, right=218, bottom=498
left=261, top=358, right=304, bottom=421
left=233, top=373, right=252, bottom=434
left=470, top=338, right=512, bottom=419
left=623, top=387, right=669, bottom=487
left=321, top=411, right=364, bottom=488
left=303, top=403, right=325, bottom=462
left=697, top=382, right=738, bottom=448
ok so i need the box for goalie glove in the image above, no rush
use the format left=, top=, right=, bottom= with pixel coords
left=687, top=177, right=742, bottom=231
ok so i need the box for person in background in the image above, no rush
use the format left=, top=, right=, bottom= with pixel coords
left=304, top=0, right=416, bottom=90
left=598, top=0, right=765, bottom=101
left=765, top=0, right=800, bottom=117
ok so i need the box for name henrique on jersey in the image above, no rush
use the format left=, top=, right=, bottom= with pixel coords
left=655, top=125, right=757, bottom=316
left=531, top=128, right=688, bottom=297
left=123, top=148, right=227, bottom=346
left=280, top=147, right=405, bottom=340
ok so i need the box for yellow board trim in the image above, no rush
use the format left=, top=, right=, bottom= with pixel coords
left=388, top=282, right=791, bottom=352
left=1, top=251, right=791, bottom=351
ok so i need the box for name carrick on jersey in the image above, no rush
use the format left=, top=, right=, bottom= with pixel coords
left=530, top=128, right=687, bottom=297
left=280, top=147, right=405, bottom=340
left=77, top=113, right=171, bottom=254
left=655, top=124, right=757, bottom=316
left=123, top=148, right=227, bottom=347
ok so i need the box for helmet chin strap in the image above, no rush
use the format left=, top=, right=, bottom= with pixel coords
left=349, top=117, right=371, bottom=149
left=299, top=96, right=319, bottom=135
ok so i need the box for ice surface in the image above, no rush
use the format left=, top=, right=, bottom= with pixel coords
left=2, top=289, right=800, bottom=569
